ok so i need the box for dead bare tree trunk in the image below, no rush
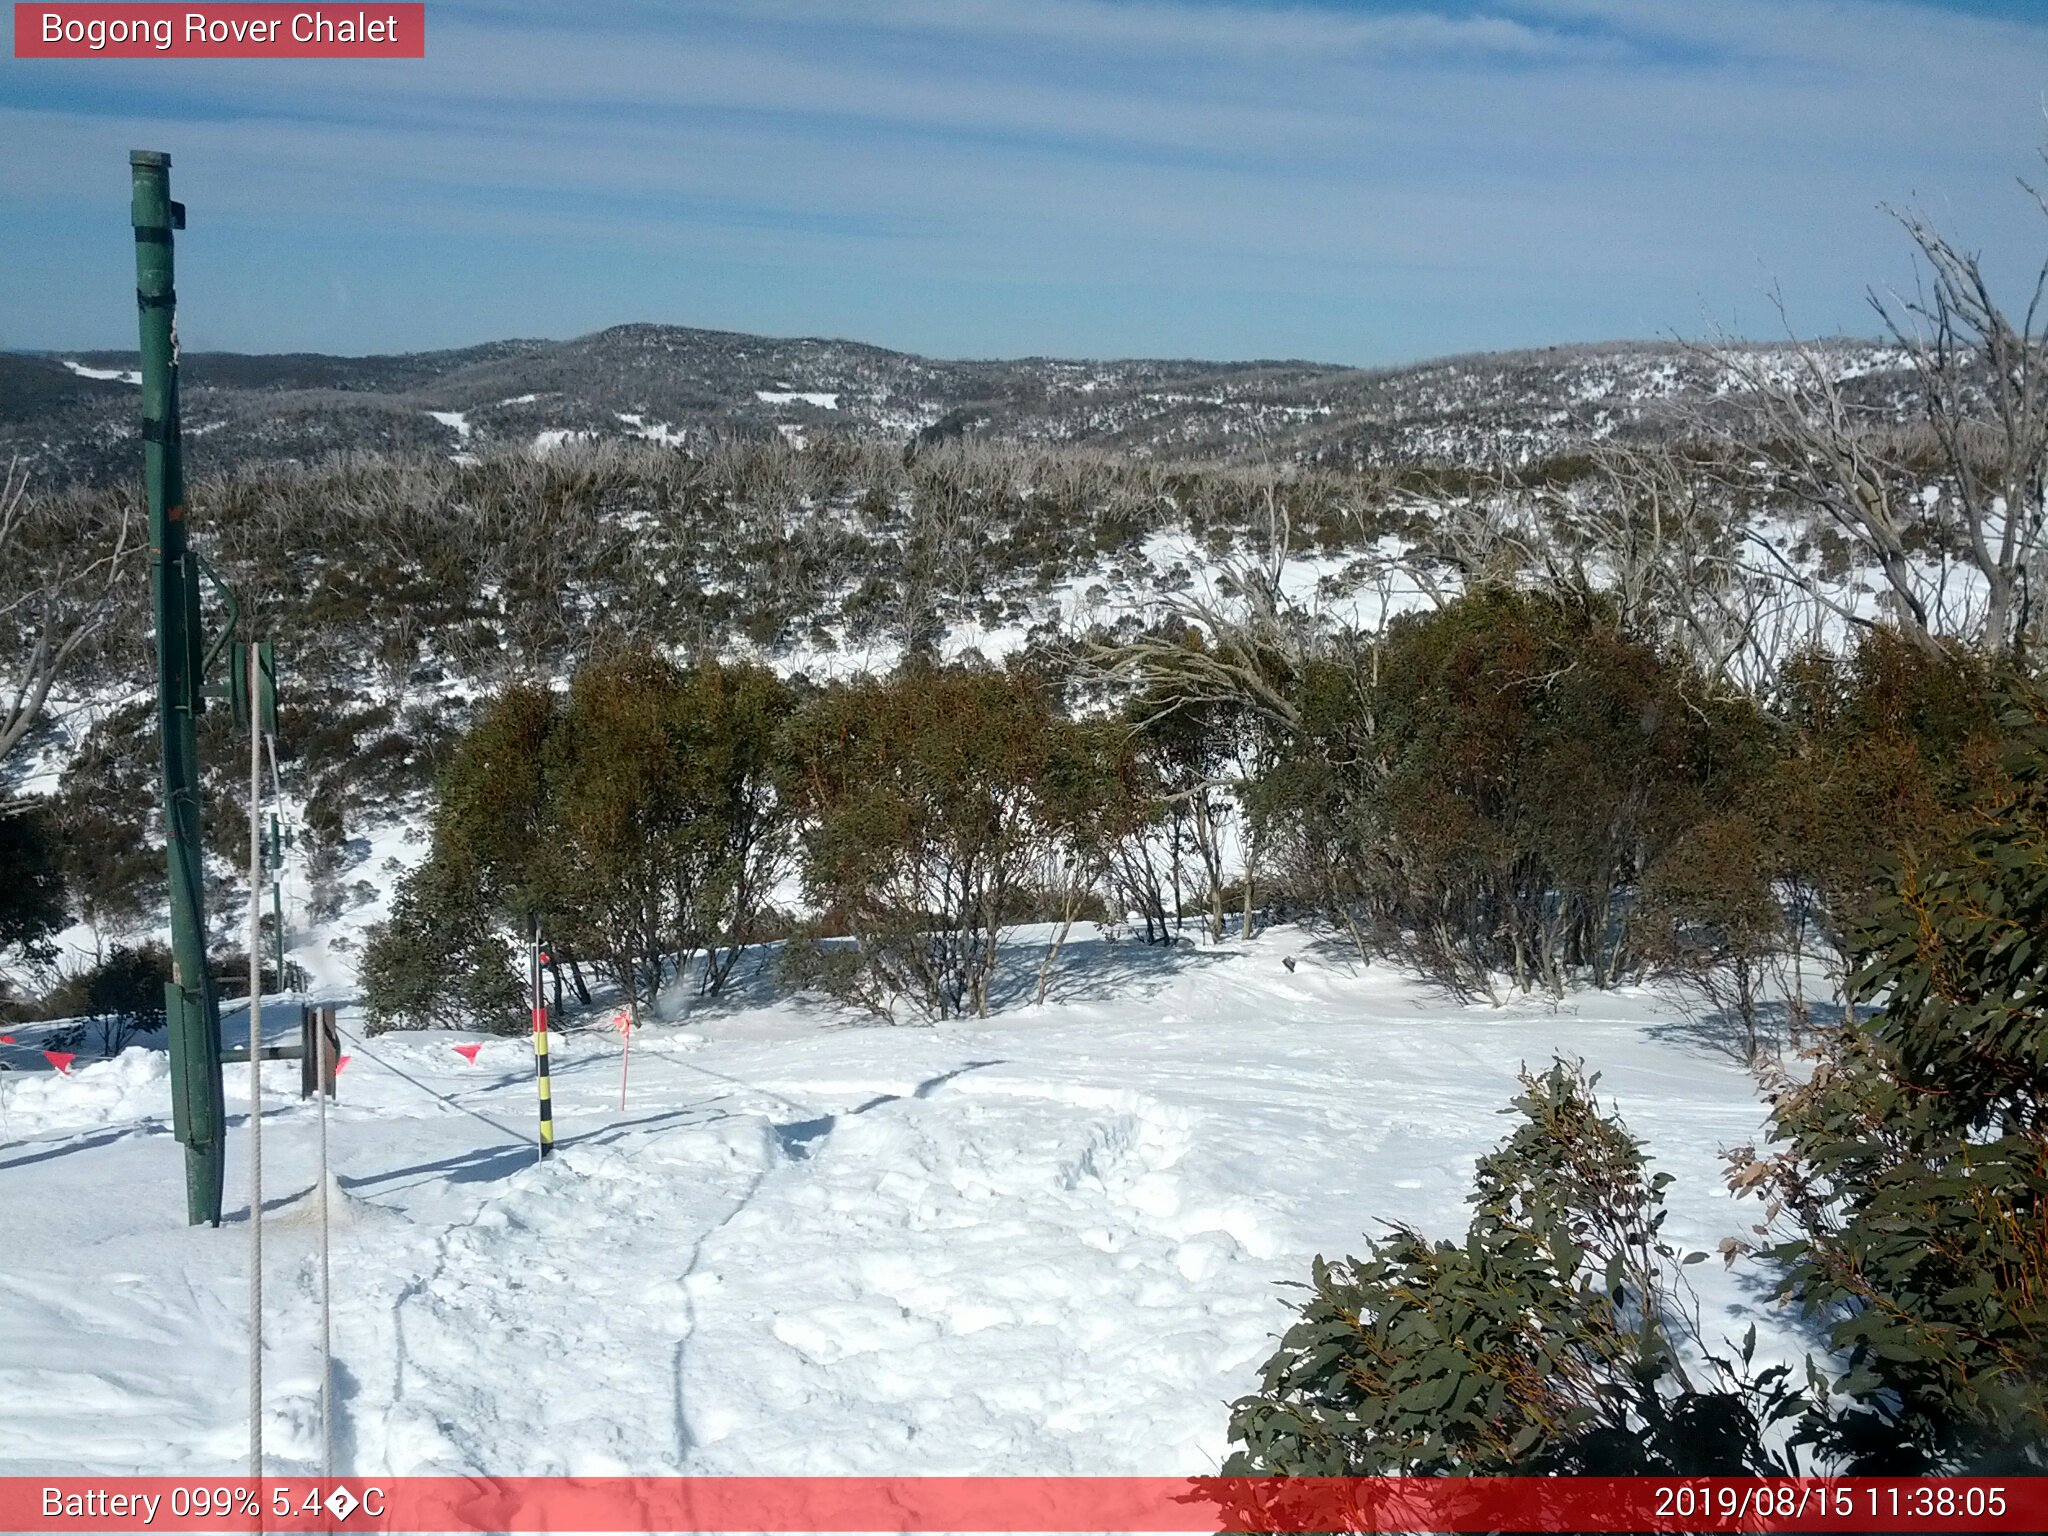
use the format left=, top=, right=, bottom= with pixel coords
left=1703, top=182, right=2048, bottom=659
left=0, top=459, right=136, bottom=770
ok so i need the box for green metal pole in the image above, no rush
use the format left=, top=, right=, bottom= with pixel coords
left=133, top=150, right=225, bottom=1227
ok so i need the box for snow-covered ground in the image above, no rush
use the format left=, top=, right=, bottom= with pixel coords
left=0, top=927, right=1801, bottom=1478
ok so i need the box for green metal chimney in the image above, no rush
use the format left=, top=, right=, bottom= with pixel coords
left=133, top=150, right=226, bottom=1227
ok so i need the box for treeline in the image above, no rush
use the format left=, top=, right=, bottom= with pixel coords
left=365, top=588, right=2022, bottom=1054
left=368, top=652, right=1176, bottom=1028
left=16, top=434, right=1400, bottom=697
left=6, top=435, right=1418, bottom=958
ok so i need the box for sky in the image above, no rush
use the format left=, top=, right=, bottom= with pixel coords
left=2, top=0, right=2046, bottom=365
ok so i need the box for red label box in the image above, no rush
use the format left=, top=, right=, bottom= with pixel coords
left=13, top=4, right=425, bottom=58
left=4, top=1476, right=2047, bottom=1533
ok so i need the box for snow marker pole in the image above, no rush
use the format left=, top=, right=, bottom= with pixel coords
left=616, top=1007, right=632, bottom=1111
left=246, top=640, right=264, bottom=1481
left=531, top=913, right=554, bottom=1158
left=315, top=1003, right=333, bottom=1481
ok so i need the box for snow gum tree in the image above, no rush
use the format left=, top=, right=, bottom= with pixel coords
left=363, top=650, right=793, bottom=1029
left=780, top=664, right=1090, bottom=1020
left=544, top=650, right=794, bottom=1007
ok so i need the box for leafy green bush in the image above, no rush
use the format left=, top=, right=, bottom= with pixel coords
left=360, top=855, right=527, bottom=1035
left=1226, top=1061, right=1806, bottom=1476
left=780, top=664, right=1094, bottom=1019
left=1256, top=590, right=1773, bottom=998
left=1765, top=629, right=2013, bottom=1006
left=1729, top=683, right=2048, bottom=1471
left=0, top=802, right=67, bottom=973
left=28, top=941, right=172, bottom=1054
left=363, top=650, right=794, bottom=1026
left=86, top=942, right=172, bottom=1053
left=541, top=651, right=793, bottom=1005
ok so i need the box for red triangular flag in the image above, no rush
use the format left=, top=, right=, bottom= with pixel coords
left=335, top=1054, right=352, bottom=1074
left=43, top=1050, right=75, bottom=1075
left=453, top=1043, right=482, bottom=1063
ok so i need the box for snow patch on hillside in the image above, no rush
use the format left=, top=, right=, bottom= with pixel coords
left=617, top=412, right=687, bottom=447
left=60, top=359, right=142, bottom=386
left=532, top=429, right=597, bottom=458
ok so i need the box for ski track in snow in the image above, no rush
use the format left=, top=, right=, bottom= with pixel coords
left=0, top=930, right=1793, bottom=1476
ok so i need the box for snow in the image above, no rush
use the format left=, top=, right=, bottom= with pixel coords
left=756, top=390, right=840, bottom=409
left=0, top=926, right=1795, bottom=1478
left=0, top=1046, right=170, bottom=1137
left=424, top=410, right=470, bottom=442
left=59, top=359, right=142, bottom=385
left=616, top=411, right=688, bottom=447
left=531, top=429, right=596, bottom=458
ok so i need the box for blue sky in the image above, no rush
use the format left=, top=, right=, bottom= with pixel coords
left=2, top=0, right=2045, bottom=363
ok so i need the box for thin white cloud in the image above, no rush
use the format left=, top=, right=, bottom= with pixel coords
left=695, top=0, right=1620, bottom=61
left=3, top=0, right=2043, bottom=358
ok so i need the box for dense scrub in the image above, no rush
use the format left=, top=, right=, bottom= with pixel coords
left=355, top=579, right=2022, bottom=1051
left=363, top=651, right=794, bottom=1032
left=1261, top=589, right=1774, bottom=999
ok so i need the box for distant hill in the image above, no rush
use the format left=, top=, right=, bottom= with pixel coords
left=1, top=325, right=1913, bottom=487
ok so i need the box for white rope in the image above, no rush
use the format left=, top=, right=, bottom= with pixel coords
left=263, top=732, right=292, bottom=1002
left=247, top=641, right=264, bottom=1483
left=263, top=710, right=329, bottom=1478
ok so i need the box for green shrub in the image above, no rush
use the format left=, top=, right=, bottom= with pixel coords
left=0, top=802, right=68, bottom=970
left=541, top=651, right=793, bottom=1005
left=781, top=663, right=1089, bottom=1019
left=30, top=941, right=173, bottom=1054
left=1729, top=683, right=2048, bottom=1471
left=370, top=651, right=794, bottom=1022
left=359, top=856, right=527, bottom=1034
left=1257, top=590, right=1773, bottom=997
left=1226, top=1061, right=1806, bottom=1476
left=1766, top=628, right=2012, bottom=988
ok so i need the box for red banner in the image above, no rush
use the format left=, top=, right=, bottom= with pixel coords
left=2, top=1476, right=2044, bottom=1532
left=13, top=5, right=425, bottom=58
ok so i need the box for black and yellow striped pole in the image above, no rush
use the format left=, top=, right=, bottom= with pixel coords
left=530, top=912, right=554, bottom=1157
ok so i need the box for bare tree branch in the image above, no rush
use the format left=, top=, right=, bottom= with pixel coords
left=0, top=458, right=137, bottom=772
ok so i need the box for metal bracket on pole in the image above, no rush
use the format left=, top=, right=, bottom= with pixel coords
left=197, top=552, right=243, bottom=719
